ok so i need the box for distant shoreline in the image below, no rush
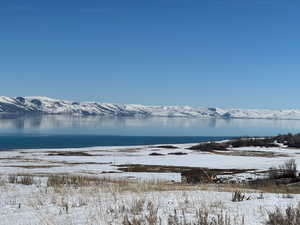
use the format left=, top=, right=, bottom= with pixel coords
left=2, top=96, right=300, bottom=119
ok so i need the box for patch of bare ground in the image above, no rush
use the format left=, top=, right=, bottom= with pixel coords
left=188, top=138, right=280, bottom=153
left=116, top=148, right=143, bottom=153
left=150, top=149, right=162, bottom=151
left=188, top=142, right=229, bottom=152
left=149, top=152, right=165, bottom=156
left=213, top=150, right=288, bottom=158
left=20, top=151, right=37, bottom=154
left=118, top=164, right=252, bottom=184
left=0, top=156, right=23, bottom=160
left=167, top=152, right=188, bottom=155
left=2, top=165, right=61, bottom=169
left=0, top=157, right=60, bottom=164
left=118, top=164, right=250, bottom=174
left=63, top=161, right=112, bottom=165
left=43, top=174, right=192, bottom=193
left=47, top=151, right=93, bottom=156
left=5, top=163, right=300, bottom=195
left=155, top=145, right=179, bottom=149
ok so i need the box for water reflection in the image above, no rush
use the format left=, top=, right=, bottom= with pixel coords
left=0, top=115, right=300, bottom=136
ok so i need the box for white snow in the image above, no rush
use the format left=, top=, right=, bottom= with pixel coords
left=0, top=143, right=300, bottom=182
left=1, top=142, right=300, bottom=224
left=2, top=96, right=300, bottom=119
left=0, top=181, right=299, bottom=225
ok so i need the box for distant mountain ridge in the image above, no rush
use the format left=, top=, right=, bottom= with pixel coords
left=1, top=96, right=300, bottom=120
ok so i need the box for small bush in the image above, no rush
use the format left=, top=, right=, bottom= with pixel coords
left=8, top=175, right=18, bottom=184
left=47, top=175, right=91, bottom=187
left=188, top=142, right=229, bottom=152
left=130, top=199, right=145, bottom=215
left=276, top=133, right=300, bottom=148
left=149, top=152, right=165, bottom=156
left=265, top=204, right=300, bottom=225
left=19, top=176, right=34, bottom=185
left=269, top=159, right=297, bottom=179
left=8, top=175, right=33, bottom=185
left=228, top=138, right=278, bottom=148
left=279, top=159, right=297, bottom=178
left=231, top=190, right=251, bottom=202
left=181, top=169, right=216, bottom=184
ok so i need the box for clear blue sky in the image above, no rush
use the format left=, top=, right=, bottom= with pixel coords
left=1, top=0, right=299, bottom=109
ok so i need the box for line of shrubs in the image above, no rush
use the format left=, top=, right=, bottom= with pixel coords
left=276, top=133, right=300, bottom=148
left=188, top=138, right=278, bottom=152
left=188, top=133, right=300, bottom=152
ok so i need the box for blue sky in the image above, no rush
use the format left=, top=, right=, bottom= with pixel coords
left=0, top=0, right=299, bottom=109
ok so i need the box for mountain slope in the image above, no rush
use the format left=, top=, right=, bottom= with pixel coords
left=1, top=96, right=300, bottom=120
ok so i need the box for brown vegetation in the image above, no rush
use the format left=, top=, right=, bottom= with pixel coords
left=149, top=152, right=165, bottom=156
left=47, top=151, right=93, bottom=156
left=8, top=175, right=34, bottom=185
left=155, top=145, right=179, bottom=149
left=276, top=133, right=300, bottom=148
left=265, top=204, right=300, bottom=225
left=168, top=152, right=188, bottom=155
left=231, top=190, right=251, bottom=202
left=188, top=142, right=229, bottom=152
left=228, top=138, right=278, bottom=148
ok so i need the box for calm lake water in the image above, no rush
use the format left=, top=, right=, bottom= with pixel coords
left=0, top=115, right=300, bottom=149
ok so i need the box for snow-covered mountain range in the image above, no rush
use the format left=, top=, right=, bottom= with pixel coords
left=1, top=96, right=300, bottom=120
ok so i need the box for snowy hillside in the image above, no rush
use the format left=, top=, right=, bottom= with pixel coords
left=1, top=96, right=300, bottom=119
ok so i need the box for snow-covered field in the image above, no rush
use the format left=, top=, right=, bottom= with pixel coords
left=0, top=143, right=299, bottom=181
left=1, top=142, right=300, bottom=225
left=0, top=177, right=299, bottom=225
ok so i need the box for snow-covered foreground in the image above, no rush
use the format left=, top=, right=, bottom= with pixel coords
left=0, top=177, right=299, bottom=225
left=1, top=143, right=300, bottom=224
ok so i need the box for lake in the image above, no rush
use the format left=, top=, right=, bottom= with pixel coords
left=0, top=115, right=300, bottom=149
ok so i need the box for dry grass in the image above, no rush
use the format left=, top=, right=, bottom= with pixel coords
left=265, top=203, right=300, bottom=225
left=3, top=165, right=60, bottom=169
left=269, top=159, right=298, bottom=179
left=47, top=151, right=93, bottom=156
left=122, top=205, right=244, bottom=225
left=8, top=174, right=34, bottom=185
left=1, top=172, right=299, bottom=225
left=213, top=150, right=287, bottom=158
left=45, top=174, right=194, bottom=194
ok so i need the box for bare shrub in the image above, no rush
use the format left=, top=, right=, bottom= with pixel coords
left=130, top=199, right=145, bottom=215
left=268, top=159, right=297, bottom=179
left=276, top=133, right=300, bottom=148
left=145, top=201, right=159, bottom=225
left=47, top=175, right=132, bottom=188
left=265, top=204, right=300, bottom=225
left=8, top=175, right=33, bottom=185
left=231, top=190, right=250, bottom=202
left=167, top=208, right=243, bottom=225
left=279, top=159, right=297, bottom=178
left=47, top=175, right=92, bottom=187
left=188, top=142, right=229, bottom=152
left=182, top=168, right=217, bottom=184
left=122, top=215, right=143, bottom=225
left=8, top=175, right=18, bottom=184
left=229, top=138, right=278, bottom=148
left=19, top=176, right=34, bottom=185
